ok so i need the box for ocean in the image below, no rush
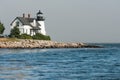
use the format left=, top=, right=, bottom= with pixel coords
left=0, top=43, right=120, bottom=80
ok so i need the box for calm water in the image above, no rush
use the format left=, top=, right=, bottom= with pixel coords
left=0, top=43, right=120, bottom=80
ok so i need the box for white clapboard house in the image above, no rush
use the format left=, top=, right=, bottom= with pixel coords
left=10, top=10, right=46, bottom=36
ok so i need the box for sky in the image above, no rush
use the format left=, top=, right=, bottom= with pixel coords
left=0, top=0, right=120, bottom=43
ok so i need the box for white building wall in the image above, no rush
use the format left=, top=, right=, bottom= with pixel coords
left=38, top=21, right=46, bottom=35
left=30, top=20, right=36, bottom=27
left=11, top=19, right=32, bottom=35
left=21, top=25, right=32, bottom=35
left=11, top=19, right=23, bottom=28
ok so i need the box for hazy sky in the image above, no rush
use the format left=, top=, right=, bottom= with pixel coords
left=0, top=0, right=120, bottom=43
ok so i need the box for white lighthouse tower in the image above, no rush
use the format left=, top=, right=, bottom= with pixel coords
left=37, top=10, right=46, bottom=35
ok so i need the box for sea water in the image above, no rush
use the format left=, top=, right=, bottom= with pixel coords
left=0, top=43, right=120, bottom=80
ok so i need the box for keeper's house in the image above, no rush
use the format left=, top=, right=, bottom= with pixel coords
left=10, top=10, right=46, bottom=36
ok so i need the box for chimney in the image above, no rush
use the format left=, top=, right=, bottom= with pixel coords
left=23, top=13, right=25, bottom=18
left=28, top=14, right=30, bottom=18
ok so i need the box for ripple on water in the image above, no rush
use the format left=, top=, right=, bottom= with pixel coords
left=0, top=44, right=120, bottom=79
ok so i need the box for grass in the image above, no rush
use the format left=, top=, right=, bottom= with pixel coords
left=0, top=38, right=20, bottom=42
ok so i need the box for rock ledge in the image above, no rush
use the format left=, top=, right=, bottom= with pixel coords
left=0, top=39, right=102, bottom=49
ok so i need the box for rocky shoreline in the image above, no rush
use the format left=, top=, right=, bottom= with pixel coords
left=0, top=39, right=102, bottom=49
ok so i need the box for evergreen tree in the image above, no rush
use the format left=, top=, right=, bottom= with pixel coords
left=10, top=26, right=20, bottom=38
left=0, top=22, right=5, bottom=34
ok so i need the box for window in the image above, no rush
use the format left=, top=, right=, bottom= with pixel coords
left=16, top=21, right=19, bottom=27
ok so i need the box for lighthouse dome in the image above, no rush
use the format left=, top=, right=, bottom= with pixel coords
left=36, top=10, right=45, bottom=21
left=37, top=10, right=43, bottom=15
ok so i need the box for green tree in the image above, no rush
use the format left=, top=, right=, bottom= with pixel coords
left=0, top=22, right=5, bottom=34
left=10, top=26, right=20, bottom=38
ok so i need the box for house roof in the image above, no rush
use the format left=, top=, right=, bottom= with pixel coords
left=11, top=17, right=41, bottom=29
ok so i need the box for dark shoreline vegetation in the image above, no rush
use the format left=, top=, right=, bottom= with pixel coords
left=0, top=38, right=102, bottom=49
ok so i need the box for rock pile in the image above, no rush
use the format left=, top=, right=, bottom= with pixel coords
left=0, top=39, right=83, bottom=48
left=0, top=39, right=101, bottom=49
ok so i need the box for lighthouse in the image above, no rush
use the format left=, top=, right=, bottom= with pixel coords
left=10, top=10, right=47, bottom=36
left=36, top=10, right=46, bottom=35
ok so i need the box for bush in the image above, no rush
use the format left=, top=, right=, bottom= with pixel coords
left=32, top=33, right=51, bottom=40
left=19, top=34, right=32, bottom=39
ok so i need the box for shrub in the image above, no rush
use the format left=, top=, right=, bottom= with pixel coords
left=19, top=34, right=32, bottom=39
left=32, top=33, right=51, bottom=40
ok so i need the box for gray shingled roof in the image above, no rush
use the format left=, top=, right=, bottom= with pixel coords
left=11, top=17, right=41, bottom=30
